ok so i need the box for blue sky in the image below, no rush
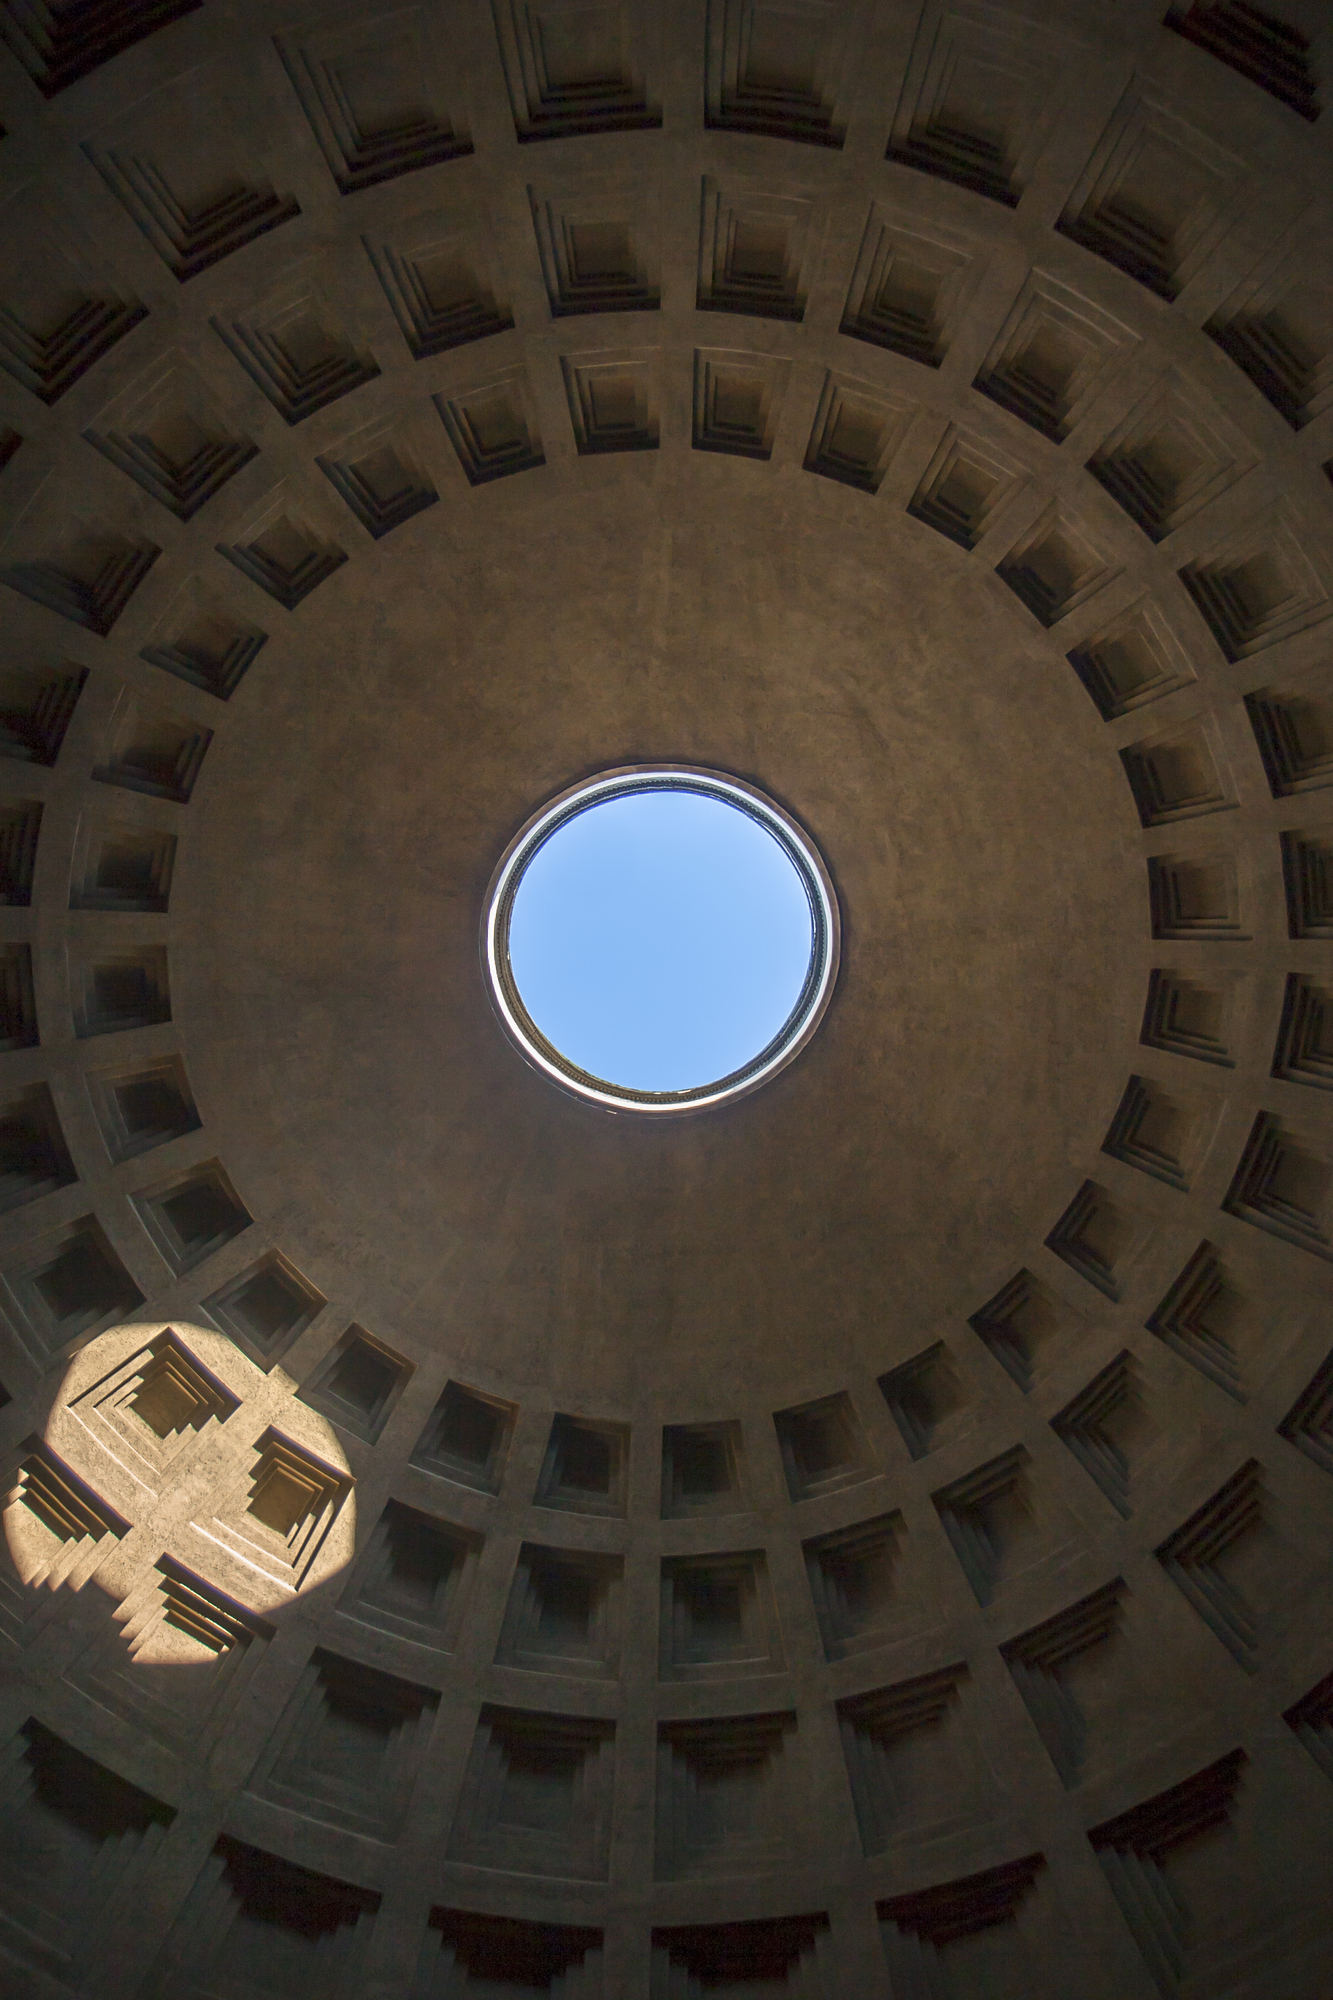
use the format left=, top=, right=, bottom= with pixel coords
left=508, top=790, right=814, bottom=1091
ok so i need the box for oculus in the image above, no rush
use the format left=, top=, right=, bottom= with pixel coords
left=483, top=767, right=839, bottom=1113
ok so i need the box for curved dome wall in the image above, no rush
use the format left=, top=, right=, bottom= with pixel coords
left=0, top=1, right=1330, bottom=1995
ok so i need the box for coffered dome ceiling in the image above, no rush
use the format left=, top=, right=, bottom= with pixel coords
left=0, top=1, right=1330, bottom=1995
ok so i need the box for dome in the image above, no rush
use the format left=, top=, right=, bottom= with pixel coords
left=0, top=1, right=1330, bottom=1995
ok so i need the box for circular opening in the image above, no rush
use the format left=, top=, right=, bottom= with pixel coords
left=483, top=768, right=839, bottom=1113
